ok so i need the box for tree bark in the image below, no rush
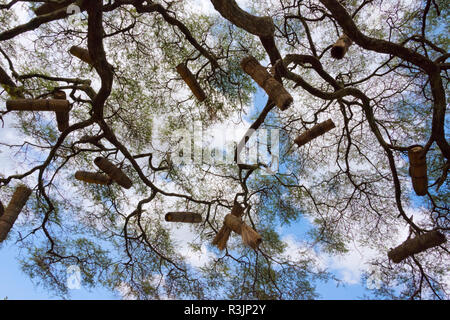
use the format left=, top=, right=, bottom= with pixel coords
left=210, top=0, right=274, bottom=38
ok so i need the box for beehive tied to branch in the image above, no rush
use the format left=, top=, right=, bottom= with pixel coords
left=240, top=56, right=293, bottom=111
left=94, top=157, right=133, bottom=189
left=33, top=0, right=75, bottom=16
left=6, top=99, right=70, bottom=112
left=69, top=46, right=93, bottom=65
left=176, top=63, right=206, bottom=102
left=165, top=212, right=202, bottom=223
left=294, top=119, right=336, bottom=147
left=408, top=145, right=428, bottom=196
left=75, top=171, right=112, bottom=186
left=53, top=90, right=70, bottom=132
left=331, top=34, right=353, bottom=59
left=212, top=203, right=261, bottom=250
left=0, top=185, right=32, bottom=242
left=388, top=231, right=447, bottom=263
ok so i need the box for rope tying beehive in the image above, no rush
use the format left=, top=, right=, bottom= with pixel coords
left=75, top=171, right=112, bottom=185
left=388, top=230, right=446, bottom=263
left=212, top=203, right=261, bottom=250
left=94, top=157, right=133, bottom=189
left=165, top=212, right=202, bottom=223
left=408, top=145, right=428, bottom=196
left=53, top=90, right=70, bottom=132
left=69, top=46, right=93, bottom=65
left=6, top=99, right=70, bottom=112
left=240, top=56, right=293, bottom=111
left=294, top=119, right=336, bottom=147
left=176, top=63, right=206, bottom=102
left=0, top=185, right=32, bottom=242
left=331, top=34, right=353, bottom=59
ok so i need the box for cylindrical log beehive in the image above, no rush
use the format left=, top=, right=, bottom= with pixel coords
left=0, top=185, right=32, bottom=242
left=53, top=91, right=70, bottom=132
left=33, top=1, right=74, bottom=16
left=240, top=56, right=293, bottom=111
left=408, top=145, right=428, bottom=196
left=69, top=46, right=93, bottom=65
left=331, top=34, right=353, bottom=59
left=176, top=63, right=206, bottom=102
left=94, top=157, right=133, bottom=189
left=224, top=214, right=262, bottom=249
left=6, top=99, right=70, bottom=112
left=294, top=119, right=336, bottom=147
left=212, top=202, right=245, bottom=250
left=165, top=212, right=202, bottom=223
left=75, top=171, right=112, bottom=185
left=388, top=230, right=447, bottom=263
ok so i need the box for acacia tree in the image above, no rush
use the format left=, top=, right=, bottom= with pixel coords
left=0, top=0, right=448, bottom=299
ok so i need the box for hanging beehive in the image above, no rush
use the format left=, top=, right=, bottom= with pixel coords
left=33, top=1, right=74, bottom=16
left=0, top=185, right=32, bottom=242
left=94, top=157, right=133, bottom=189
left=165, top=212, right=202, bottom=223
left=240, top=56, right=293, bottom=111
left=388, top=230, right=446, bottom=263
left=6, top=99, right=70, bottom=112
left=212, top=203, right=261, bottom=250
left=294, top=119, right=336, bottom=147
left=69, top=46, right=93, bottom=65
left=53, top=90, right=70, bottom=132
left=331, top=34, right=353, bottom=59
left=74, top=171, right=112, bottom=185
left=176, top=63, right=206, bottom=102
left=408, top=145, right=428, bottom=196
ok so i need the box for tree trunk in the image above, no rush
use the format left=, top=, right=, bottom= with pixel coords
left=176, top=63, right=206, bottom=102
left=75, top=171, right=112, bottom=185
left=388, top=230, right=447, bottom=263
left=331, top=33, right=353, bottom=59
left=53, top=90, right=70, bottom=132
left=294, top=119, right=336, bottom=147
left=165, top=212, right=202, bottom=223
left=69, top=46, right=93, bottom=65
left=0, top=185, right=32, bottom=242
left=408, top=145, right=428, bottom=196
left=94, top=157, right=133, bottom=189
left=210, top=0, right=274, bottom=38
left=241, top=56, right=293, bottom=111
left=6, top=99, right=70, bottom=112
